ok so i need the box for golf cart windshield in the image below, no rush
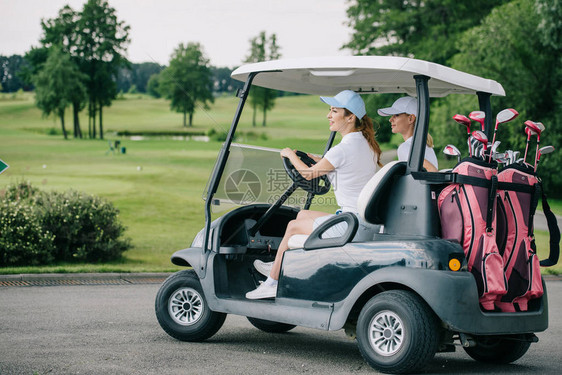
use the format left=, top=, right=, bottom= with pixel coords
left=208, top=144, right=315, bottom=213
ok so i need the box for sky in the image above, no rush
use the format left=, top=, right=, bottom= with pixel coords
left=0, top=0, right=354, bottom=68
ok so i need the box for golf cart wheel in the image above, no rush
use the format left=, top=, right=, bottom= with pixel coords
left=356, top=290, right=439, bottom=374
left=463, top=335, right=531, bottom=364
left=155, top=270, right=226, bottom=342
left=247, top=317, right=296, bottom=333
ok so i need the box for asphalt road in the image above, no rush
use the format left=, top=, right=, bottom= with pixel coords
left=0, top=279, right=561, bottom=375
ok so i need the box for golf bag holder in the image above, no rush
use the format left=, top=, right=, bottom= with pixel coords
left=436, top=158, right=507, bottom=310
left=495, top=163, right=560, bottom=312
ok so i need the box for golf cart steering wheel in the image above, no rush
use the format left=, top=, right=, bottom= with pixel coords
left=282, top=150, right=331, bottom=195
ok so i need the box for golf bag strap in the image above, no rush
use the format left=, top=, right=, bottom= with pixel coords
left=497, top=181, right=535, bottom=194
left=539, top=186, right=560, bottom=267
left=412, top=172, right=492, bottom=188
left=486, top=175, right=498, bottom=232
left=529, top=183, right=541, bottom=236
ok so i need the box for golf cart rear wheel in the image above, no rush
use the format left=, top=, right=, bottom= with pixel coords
left=155, top=270, right=226, bottom=342
left=247, top=317, right=296, bottom=333
left=356, top=290, right=439, bottom=374
left=463, top=335, right=531, bottom=364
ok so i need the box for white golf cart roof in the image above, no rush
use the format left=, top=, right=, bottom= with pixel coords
left=231, top=56, right=505, bottom=97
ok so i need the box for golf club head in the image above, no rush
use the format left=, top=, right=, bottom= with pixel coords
left=491, top=141, right=501, bottom=154
left=525, top=120, right=542, bottom=135
left=471, top=130, right=488, bottom=149
left=443, top=144, right=461, bottom=163
left=535, top=145, right=554, bottom=172
left=493, top=152, right=508, bottom=164
left=443, top=144, right=461, bottom=156
left=469, top=111, right=486, bottom=131
left=539, top=145, right=555, bottom=155
left=495, top=108, right=519, bottom=125
left=453, top=114, right=471, bottom=134
left=536, top=122, right=545, bottom=132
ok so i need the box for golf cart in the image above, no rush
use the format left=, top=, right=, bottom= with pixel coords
left=155, top=56, right=550, bottom=374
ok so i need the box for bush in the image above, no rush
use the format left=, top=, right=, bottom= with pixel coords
left=0, top=182, right=131, bottom=266
left=33, top=190, right=131, bottom=262
left=0, top=200, right=55, bottom=267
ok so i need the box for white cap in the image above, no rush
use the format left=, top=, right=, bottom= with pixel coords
left=377, top=96, right=418, bottom=117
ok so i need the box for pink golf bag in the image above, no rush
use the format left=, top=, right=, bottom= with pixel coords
left=496, top=163, right=559, bottom=311
left=438, top=158, right=507, bottom=311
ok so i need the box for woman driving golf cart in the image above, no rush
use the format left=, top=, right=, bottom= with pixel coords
left=246, top=90, right=383, bottom=299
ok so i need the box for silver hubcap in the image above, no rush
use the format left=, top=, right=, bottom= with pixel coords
left=168, top=287, right=204, bottom=326
left=368, top=310, right=404, bottom=356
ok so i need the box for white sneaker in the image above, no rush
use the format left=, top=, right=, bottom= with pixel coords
left=253, top=260, right=273, bottom=277
left=246, top=282, right=277, bottom=299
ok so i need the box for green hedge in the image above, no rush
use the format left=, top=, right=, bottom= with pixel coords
left=0, top=182, right=131, bottom=267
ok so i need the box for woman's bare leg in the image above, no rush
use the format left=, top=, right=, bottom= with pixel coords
left=269, top=210, right=330, bottom=280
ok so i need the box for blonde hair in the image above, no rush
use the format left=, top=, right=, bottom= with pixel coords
left=346, top=109, right=383, bottom=167
left=410, top=114, right=434, bottom=148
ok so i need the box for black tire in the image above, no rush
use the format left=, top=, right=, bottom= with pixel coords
left=247, top=317, right=296, bottom=333
left=155, top=270, right=226, bottom=342
left=356, top=290, right=439, bottom=374
left=463, top=335, right=531, bottom=364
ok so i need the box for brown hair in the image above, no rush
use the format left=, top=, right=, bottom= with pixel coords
left=346, top=109, right=383, bottom=167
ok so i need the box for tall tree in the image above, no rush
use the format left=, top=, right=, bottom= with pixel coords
left=344, top=0, right=509, bottom=65
left=38, top=5, right=85, bottom=137
left=33, top=47, right=86, bottom=140
left=159, top=42, right=214, bottom=127
left=76, top=0, right=130, bottom=139
left=244, top=31, right=281, bottom=127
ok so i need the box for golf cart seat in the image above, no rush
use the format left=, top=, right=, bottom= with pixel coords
left=357, top=161, right=407, bottom=225
left=285, top=162, right=405, bottom=250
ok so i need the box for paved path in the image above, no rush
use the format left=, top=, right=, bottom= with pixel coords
left=0, top=279, right=560, bottom=374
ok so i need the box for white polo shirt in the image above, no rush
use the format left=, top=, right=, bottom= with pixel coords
left=324, top=132, right=378, bottom=212
left=397, top=137, right=438, bottom=170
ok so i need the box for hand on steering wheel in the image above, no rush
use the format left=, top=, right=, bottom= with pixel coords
left=282, top=150, right=331, bottom=195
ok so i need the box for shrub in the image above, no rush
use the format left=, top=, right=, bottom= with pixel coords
left=0, top=182, right=131, bottom=266
left=1, top=180, right=38, bottom=201
left=0, top=200, right=55, bottom=267
left=33, top=190, right=132, bottom=263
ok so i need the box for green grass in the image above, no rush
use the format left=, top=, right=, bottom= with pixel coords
left=0, top=93, right=559, bottom=275
left=0, top=93, right=346, bottom=274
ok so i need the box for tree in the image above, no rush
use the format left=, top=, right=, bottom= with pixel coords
left=146, top=73, right=161, bottom=98
left=244, top=31, right=281, bottom=127
left=75, top=0, right=130, bottom=139
left=33, top=47, right=86, bottom=140
left=159, top=42, right=214, bottom=127
left=39, top=5, right=86, bottom=138
left=344, top=0, right=509, bottom=65
left=0, top=55, right=29, bottom=92
left=116, top=62, right=163, bottom=93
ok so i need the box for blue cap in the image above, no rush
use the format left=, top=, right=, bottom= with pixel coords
left=320, top=90, right=366, bottom=119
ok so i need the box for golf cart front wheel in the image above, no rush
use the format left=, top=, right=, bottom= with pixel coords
left=463, top=335, right=531, bottom=364
left=155, top=270, right=226, bottom=342
left=356, top=290, right=439, bottom=374
left=247, top=317, right=296, bottom=333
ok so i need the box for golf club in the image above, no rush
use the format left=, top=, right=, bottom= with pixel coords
left=488, top=108, right=519, bottom=162
left=471, top=130, right=488, bottom=160
left=453, top=114, right=472, bottom=156
left=469, top=111, right=486, bottom=132
left=535, top=145, right=554, bottom=172
left=523, top=120, right=541, bottom=163
left=443, top=144, right=461, bottom=163
left=533, top=122, right=546, bottom=170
